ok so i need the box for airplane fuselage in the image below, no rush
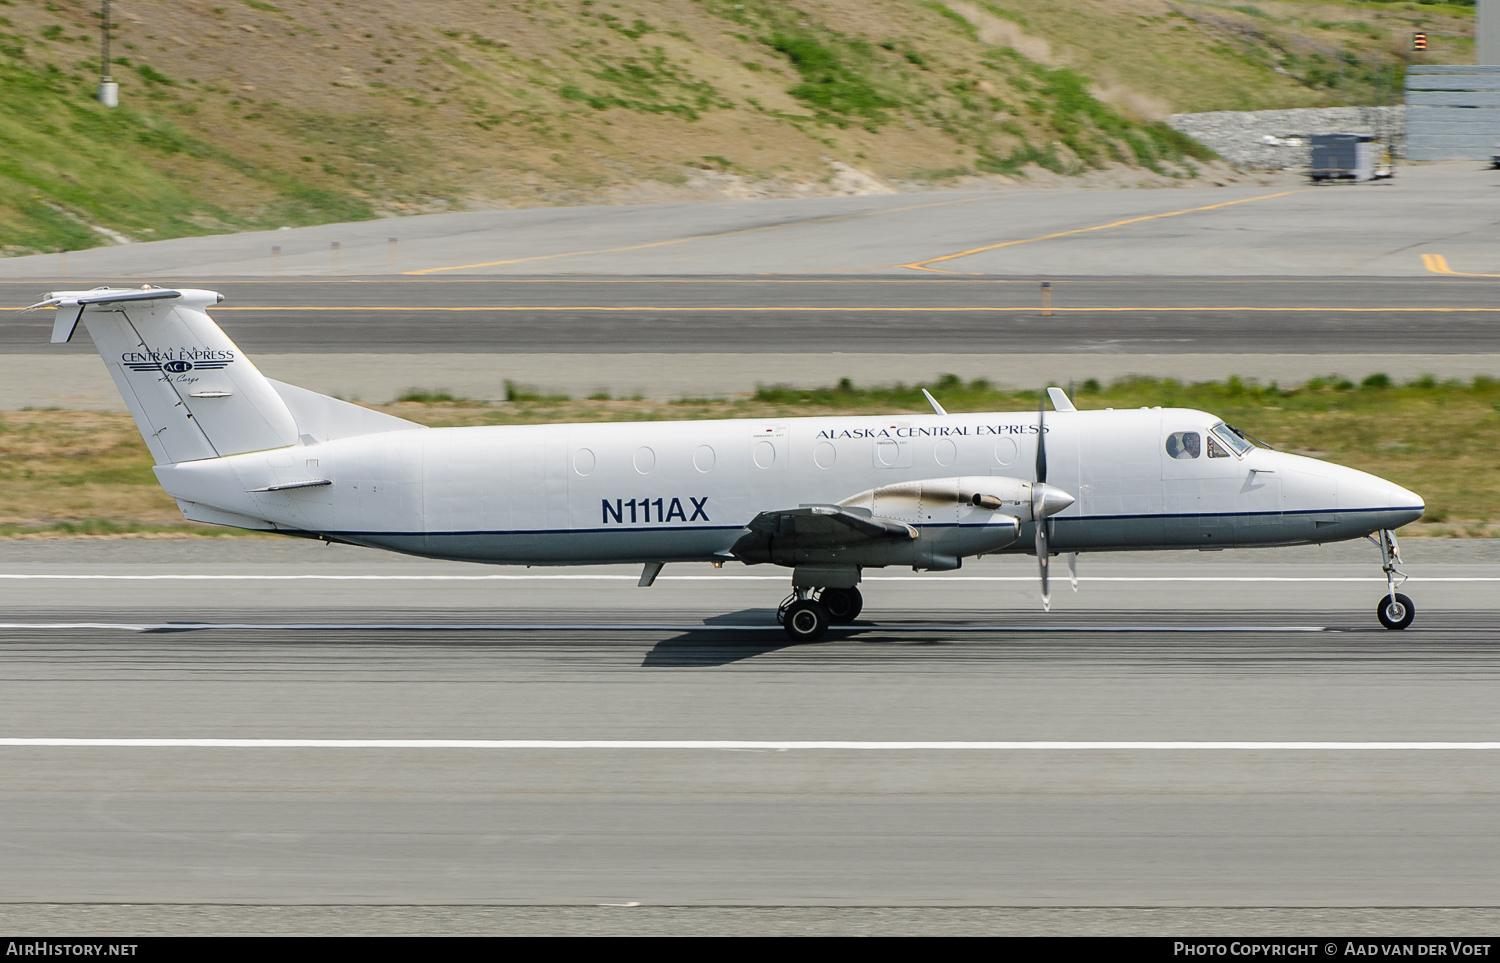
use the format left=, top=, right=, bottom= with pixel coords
left=155, top=406, right=1424, bottom=567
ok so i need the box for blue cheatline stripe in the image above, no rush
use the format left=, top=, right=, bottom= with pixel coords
left=0, top=622, right=1329, bottom=633
left=1065, top=505, right=1423, bottom=523
left=0, top=739, right=1495, bottom=750
left=313, top=505, right=1419, bottom=540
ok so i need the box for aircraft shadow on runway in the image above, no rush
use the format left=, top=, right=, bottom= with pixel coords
left=639, top=610, right=983, bottom=666
left=641, top=610, right=802, bottom=667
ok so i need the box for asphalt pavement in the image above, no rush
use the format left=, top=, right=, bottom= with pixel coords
left=3, top=539, right=1499, bottom=933
left=5, top=275, right=1497, bottom=356
left=0, top=162, right=1494, bottom=279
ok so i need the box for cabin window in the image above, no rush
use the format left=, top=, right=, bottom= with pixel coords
left=1207, top=435, right=1230, bottom=458
left=1165, top=431, right=1201, bottom=459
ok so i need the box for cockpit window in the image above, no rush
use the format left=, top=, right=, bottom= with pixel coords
left=1207, top=435, right=1230, bottom=458
left=1210, top=422, right=1253, bottom=456
left=1165, top=431, right=1200, bottom=459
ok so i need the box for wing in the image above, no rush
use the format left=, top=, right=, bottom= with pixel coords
left=731, top=504, right=916, bottom=560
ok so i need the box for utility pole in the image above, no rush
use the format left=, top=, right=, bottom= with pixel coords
left=98, top=0, right=117, bottom=107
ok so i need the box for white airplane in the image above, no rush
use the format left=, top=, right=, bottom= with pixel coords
left=26, top=286, right=1426, bottom=638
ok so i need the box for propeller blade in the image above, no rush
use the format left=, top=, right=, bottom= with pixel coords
left=1036, top=390, right=1051, bottom=611
left=1037, top=518, right=1050, bottom=612
left=1035, top=392, right=1048, bottom=485
left=1067, top=552, right=1078, bottom=592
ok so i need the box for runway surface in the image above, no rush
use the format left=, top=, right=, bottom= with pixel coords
left=2, top=539, right=1500, bottom=933
left=4, top=275, right=1498, bottom=356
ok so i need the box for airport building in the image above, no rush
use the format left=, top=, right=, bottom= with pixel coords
left=1405, top=0, right=1500, bottom=160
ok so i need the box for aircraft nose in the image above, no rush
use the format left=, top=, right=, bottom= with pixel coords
left=1033, top=483, right=1075, bottom=518
left=1339, top=465, right=1424, bottom=528
left=1392, top=482, right=1425, bottom=525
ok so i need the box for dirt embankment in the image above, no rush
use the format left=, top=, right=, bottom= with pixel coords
left=0, top=0, right=1468, bottom=255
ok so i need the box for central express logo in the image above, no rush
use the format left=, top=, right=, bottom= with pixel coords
left=122, top=347, right=234, bottom=374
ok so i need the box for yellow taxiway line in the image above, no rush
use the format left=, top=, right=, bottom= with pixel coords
left=900, top=190, right=1309, bottom=273
left=1421, top=253, right=1500, bottom=278
left=400, top=194, right=1011, bottom=276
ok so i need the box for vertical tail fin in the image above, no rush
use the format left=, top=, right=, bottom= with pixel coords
left=27, top=287, right=298, bottom=464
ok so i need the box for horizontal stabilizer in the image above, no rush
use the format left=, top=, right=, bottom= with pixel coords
left=246, top=479, right=332, bottom=493
left=25, top=287, right=186, bottom=311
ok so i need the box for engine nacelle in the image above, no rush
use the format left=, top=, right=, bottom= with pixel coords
left=837, top=475, right=1037, bottom=522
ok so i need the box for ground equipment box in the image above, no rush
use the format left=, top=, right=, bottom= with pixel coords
left=1309, top=133, right=1376, bottom=181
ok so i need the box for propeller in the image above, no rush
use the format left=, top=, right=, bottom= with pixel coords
left=1032, top=388, right=1078, bottom=611
left=1035, top=393, right=1050, bottom=611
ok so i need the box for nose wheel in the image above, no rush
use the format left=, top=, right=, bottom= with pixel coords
left=1377, top=593, right=1415, bottom=631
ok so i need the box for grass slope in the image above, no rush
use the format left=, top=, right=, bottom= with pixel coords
left=2, top=0, right=1469, bottom=256
left=3, top=375, right=1495, bottom=538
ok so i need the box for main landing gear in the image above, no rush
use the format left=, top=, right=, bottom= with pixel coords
left=777, top=586, right=864, bottom=642
left=1369, top=529, right=1415, bottom=630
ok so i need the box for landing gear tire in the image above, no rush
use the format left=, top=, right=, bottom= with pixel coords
left=819, top=587, right=863, bottom=624
left=1377, top=593, right=1415, bottom=631
left=783, top=598, right=831, bottom=642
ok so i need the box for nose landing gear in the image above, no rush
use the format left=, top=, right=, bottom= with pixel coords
left=1369, top=529, right=1414, bottom=630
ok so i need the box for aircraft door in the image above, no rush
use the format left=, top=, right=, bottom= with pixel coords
left=1076, top=409, right=1162, bottom=548
left=1234, top=463, right=1283, bottom=545
left=1161, top=422, right=1276, bottom=546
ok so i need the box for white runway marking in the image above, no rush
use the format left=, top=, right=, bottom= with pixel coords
left=0, top=622, right=1327, bottom=633
left=0, top=574, right=1495, bottom=583
left=0, top=739, right=1496, bottom=750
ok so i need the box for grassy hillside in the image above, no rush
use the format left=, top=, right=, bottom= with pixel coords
left=0, top=0, right=1474, bottom=257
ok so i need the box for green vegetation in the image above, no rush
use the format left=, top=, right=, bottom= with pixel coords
left=560, top=51, right=730, bottom=120
left=766, top=32, right=901, bottom=125
left=747, top=371, right=1496, bottom=415
left=0, top=40, right=376, bottom=256
left=974, top=60, right=1215, bottom=174
left=0, top=519, right=254, bottom=538
left=713, top=0, right=1216, bottom=173
left=396, top=388, right=465, bottom=404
